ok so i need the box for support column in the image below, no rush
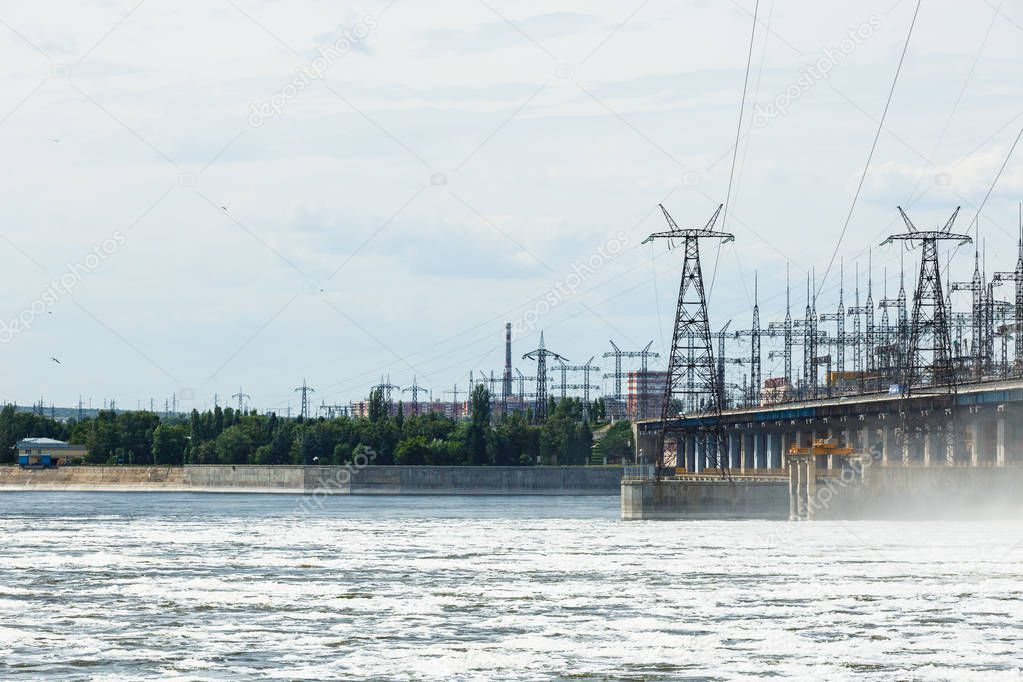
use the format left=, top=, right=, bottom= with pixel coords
left=695, top=436, right=706, bottom=473
left=806, top=455, right=817, bottom=520
left=795, top=459, right=805, bottom=519
left=923, top=428, right=933, bottom=466
left=753, top=432, right=765, bottom=470
left=971, top=421, right=981, bottom=466
left=788, top=460, right=798, bottom=521
left=770, top=433, right=783, bottom=469
left=881, top=425, right=890, bottom=465
left=997, top=417, right=1006, bottom=466
left=729, top=432, right=741, bottom=469
left=685, top=434, right=696, bottom=472
left=780, top=433, right=791, bottom=469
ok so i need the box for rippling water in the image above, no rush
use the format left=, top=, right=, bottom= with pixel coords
left=2, top=492, right=1022, bottom=680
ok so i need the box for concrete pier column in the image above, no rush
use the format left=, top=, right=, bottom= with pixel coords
left=685, top=435, right=696, bottom=472
left=795, top=459, right=805, bottom=519
left=997, top=417, right=1006, bottom=466
left=923, top=429, right=933, bottom=466
left=729, top=432, right=741, bottom=469
left=742, top=433, right=755, bottom=471
left=770, top=433, right=783, bottom=469
left=753, top=432, right=765, bottom=470
left=694, top=436, right=704, bottom=473
left=971, top=421, right=981, bottom=466
left=780, top=433, right=791, bottom=469
left=806, top=456, right=817, bottom=520
left=788, top=461, right=798, bottom=521
left=881, top=425, right=890, bottom=465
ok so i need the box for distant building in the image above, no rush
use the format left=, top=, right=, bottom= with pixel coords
left=627, top=371, right=668, bottom=421
left=761, top=377, right=793, bottom=405
left=16, top=437, right=88, bottom=464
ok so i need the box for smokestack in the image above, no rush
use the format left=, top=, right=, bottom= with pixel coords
left=503, top=323, right=513, bottom=402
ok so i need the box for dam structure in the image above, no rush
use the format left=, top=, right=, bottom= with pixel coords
left=624, top=203, right=1023, bottom=520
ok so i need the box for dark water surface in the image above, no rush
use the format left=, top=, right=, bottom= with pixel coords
left=1, top=493, right=1022, bottom=680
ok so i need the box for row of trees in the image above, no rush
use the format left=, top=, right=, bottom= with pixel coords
left=1, top=387, right=627, bottom=467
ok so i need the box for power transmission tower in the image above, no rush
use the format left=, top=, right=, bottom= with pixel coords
left=951, top=248, right=986, bottom=381
left=403, top=377, right=427, bottom=415
left=602, top=341, right=659, bottom=420
left=522, top=331, right=566, bottom=424
left=643, top=203, right=733, bottom=475
left=515, top=369, right=535, bottom=408
left=819, top=263, right=846, bottom=382
left=556, top=357, right=601, bottom=420
left=882, top=207, right=970, bottom=390
left=232, top=387, right=251, bottom=413
left=444, top=384, right=461, bottom=419
left=883, top=206, right=971, bottom=466
left=992, top=205, right=1023, bottom=374
left=294, top=379, right=315, bottom=419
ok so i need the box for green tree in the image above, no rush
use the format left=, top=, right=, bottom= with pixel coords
left=152, top=424, right=188, bottom=465
left=395, top=435, right=430, bottom=465
left=215, top=424, right=254, bottom=464
left=468, top=384, right=491, bottom=465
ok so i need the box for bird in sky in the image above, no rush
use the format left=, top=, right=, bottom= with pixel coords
left=50, top=357, right=61, bottom=364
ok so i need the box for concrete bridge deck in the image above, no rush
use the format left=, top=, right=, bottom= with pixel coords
left=633, top=378, right=1023, bottom=471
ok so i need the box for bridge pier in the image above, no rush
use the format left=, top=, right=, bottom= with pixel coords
left=997, top=416, right=1006, bottom=466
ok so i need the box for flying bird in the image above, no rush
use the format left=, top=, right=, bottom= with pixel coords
left=50, top=357, right=61, bottom=364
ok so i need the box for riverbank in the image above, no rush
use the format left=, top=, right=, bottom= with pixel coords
left=0, top=464, right=623, bottom=495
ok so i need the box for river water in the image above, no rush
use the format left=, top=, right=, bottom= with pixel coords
left=1, top=493, right=1022, bottom=680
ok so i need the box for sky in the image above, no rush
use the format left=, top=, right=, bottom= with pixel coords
left=0, top=0, right=1021, bottom=414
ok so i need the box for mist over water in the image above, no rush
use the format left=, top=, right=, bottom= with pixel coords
left=1, top=493, right=1022, bottom=680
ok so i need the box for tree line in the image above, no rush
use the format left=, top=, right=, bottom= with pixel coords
left=0, top=387, right=632, bottom=466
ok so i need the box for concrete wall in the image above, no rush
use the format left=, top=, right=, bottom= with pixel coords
left=621, top=479, right=789, bottom=520
left=0, top=465, right=622, bottom=495
left=0, top=466, right=184, bottom=490
left=183, top=465, right=306, bottom=491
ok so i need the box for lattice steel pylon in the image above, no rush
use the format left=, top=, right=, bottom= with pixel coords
left=882, top=207, right=971, bottom=391
left=950, top=248, right=986, bottom=381
left=643, top=203, right=733, bottom=476
left=602, top=341, right=659, bottom=420
left=522, top=332, right=566, bottom=424
left=294, top=379, right=315, bottom=419
left=993, top=205, right=1023, bottom=373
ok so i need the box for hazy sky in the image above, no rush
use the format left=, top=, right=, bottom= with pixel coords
left=0, top=0, right=1021, bottom=413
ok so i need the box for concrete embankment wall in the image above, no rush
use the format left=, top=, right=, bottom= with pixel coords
left=621, top=478, right=789, bottom=520
left=0, top=466, right=184, bottom=491
left=0, top=465, right=622, bottom=495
